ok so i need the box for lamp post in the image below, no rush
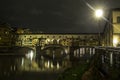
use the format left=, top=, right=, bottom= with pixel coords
left=95, top=9, right=103, bottom=46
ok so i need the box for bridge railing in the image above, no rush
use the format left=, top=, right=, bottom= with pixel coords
left=69, top=46, right=96, bottom=64
left=95, top=47, right=120, bottom=67
left=70, top=46, right=120, bottom=69
left=91, top=47, right=120, bottom=77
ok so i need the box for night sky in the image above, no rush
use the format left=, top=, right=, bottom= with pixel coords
left=0, top=0, right=120, bottom=33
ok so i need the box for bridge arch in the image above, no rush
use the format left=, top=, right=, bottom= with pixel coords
left=38, top=44, right=69, bottom=60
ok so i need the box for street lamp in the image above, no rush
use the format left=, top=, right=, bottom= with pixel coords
left=95, top=9, right=103, bottom=46
left=95, top=9, right=103, bottom=18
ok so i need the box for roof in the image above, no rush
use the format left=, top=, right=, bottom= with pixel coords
left=111, top=8, right=120, bottom=11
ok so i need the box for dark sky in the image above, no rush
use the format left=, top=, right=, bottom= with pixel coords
left=0, top=0, right=120, bottom=33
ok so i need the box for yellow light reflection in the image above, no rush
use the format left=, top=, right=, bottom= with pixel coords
left=51, top=62, right=54, bottom=68
left=44, top=60, right=50, bottom=68
left=57, top=62, right=60, bottom=69
left=48, top=61, right=50, bottom=68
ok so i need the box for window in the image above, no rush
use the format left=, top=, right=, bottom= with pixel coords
left=117, top=16, right=120, bottom=23
left=53, top=36, right=55, bottom=38
left=47, top=36, right=49, bottom=38
left=59, top=36, right=61, bottom=38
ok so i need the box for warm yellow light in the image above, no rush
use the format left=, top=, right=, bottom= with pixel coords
left=26, top=50, right=34, bottom=60
left=51, top=62, right=54, bottom=68
left=45, top=60, right=50, bottom=68
left=46, top=39, right=50, bottom=44
left=95, top=9, right=103, bottom=18
left=113, top=36, right=119, bottom=47
left=57, top=62, right=60, bottom=69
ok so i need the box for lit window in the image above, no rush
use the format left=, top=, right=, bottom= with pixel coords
left=113, top=35, right=119, bottom=47
left=117, top=16, right=120, bottom=23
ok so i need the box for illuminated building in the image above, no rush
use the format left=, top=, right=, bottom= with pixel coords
left=16, top=28, right=31, bottom=34
left=0, top=23, right=16, bottom=47
left=103, top=8, right=120, bottom=47
left=16, top=33, right=99, bottom=47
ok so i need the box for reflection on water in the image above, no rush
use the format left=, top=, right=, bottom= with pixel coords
left=0, top=47, right=70, bottom=77
left=0, top=55, right=21, bottom=77
left=20, top=56, right=69, bottom=71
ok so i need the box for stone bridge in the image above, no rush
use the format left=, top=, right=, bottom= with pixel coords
left=16, top=33, right=99, bottom=47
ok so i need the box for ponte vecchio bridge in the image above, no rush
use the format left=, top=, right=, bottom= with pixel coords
left=0, top=8, right=120, bottom=79
left=16, top=33, right=99, bottom=47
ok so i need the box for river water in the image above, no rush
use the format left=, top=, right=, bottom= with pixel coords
left=0, top=46, right=71, bottom=80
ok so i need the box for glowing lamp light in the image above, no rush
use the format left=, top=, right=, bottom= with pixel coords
left=95, top=9, right=103, bottom=18
left=113, top=36, right=119, bottom=47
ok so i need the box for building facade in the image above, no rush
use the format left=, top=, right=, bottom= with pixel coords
left=103, top=8, right=120, bottom=47
left=0, top=24, right=16, bottom=47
